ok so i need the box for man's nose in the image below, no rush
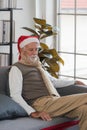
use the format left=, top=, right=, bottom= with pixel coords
left=33, top=50, right=38, bottom=55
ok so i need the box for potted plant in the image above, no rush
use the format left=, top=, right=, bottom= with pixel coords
left=22, top=17, right=64, bottom=78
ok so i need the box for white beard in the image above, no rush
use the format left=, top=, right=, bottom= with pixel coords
left=29, top=55, right=39, bottom=64
left=20, top=55, right=40, bottom=66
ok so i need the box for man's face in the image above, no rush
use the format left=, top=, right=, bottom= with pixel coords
left=21, top=42, right=39, bottom=64
left=24, top=42, right=39, bottom=56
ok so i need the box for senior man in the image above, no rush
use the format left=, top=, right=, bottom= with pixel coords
left=9, top=35, right=87, bottom=130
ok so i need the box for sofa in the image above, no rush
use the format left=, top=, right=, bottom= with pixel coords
left=0, top=66, right=87, bottom=130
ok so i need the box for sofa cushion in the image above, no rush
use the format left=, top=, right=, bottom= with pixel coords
left=0, top=117, right=79, bottom=130
left=57, top=85, right=87, bottom=96
left=0, top=66, right=10, bottom=95
left=0, top=94, right=28, bottom=120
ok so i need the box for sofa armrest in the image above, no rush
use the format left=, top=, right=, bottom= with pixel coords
left=56, top=85, right=87, bottom=96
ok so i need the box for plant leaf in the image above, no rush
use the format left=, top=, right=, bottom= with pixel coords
left=34, top=25, right=42, bottom=31
left=33, top=18, right=46, bottom=26
left=40, top=32, right=57, bottom=39
left=46, top=67, right=59, bottom=78
left=22, top=27, right=39, bottom=36
left=49, top=49, right=64, bottom=65
left=33, top=18, right=53, bottom=30
left=40, top=43, right=49, bottom=49
left=45, top=58, right=60, bottom=72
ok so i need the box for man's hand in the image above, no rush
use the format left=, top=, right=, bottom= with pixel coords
left=75, top=80, right=86, bottom=85
left=30, top=111, right=52, bottom=121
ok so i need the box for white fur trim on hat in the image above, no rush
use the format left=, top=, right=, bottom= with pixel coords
left=20, top=37, right=40, bottom=48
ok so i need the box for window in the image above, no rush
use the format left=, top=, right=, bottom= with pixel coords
left=57, top=0, right=87, bottom=84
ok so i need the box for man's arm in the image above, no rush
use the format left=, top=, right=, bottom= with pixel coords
left=46, top=71, right=75, bottom=88
left=9, top=66, right=35, bottom=115
left=9, top=66, right=52, bottom=120
left=46, top=71, right=86, bottom=88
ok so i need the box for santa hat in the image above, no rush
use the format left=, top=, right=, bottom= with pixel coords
left=17, top=35, right=40, bottom=60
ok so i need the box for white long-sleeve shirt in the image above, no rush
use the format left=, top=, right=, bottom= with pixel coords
left=9, top=66, right=75, bottom=115
left=45, top=71, right=75, bottom=88
left=9, top=66, right=35, bottom=115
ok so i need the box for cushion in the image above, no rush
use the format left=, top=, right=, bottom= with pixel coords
left=0, top=94, right=28, bottom=120
left=0, top=67, right=10, bottom=95
left=57, top=85, right=87, bottom=96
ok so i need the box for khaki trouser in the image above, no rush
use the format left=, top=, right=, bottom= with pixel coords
left=32, top=93, right=87, bottom=130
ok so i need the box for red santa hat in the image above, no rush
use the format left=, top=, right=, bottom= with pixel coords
left=17, top=35, right=40, bottom=60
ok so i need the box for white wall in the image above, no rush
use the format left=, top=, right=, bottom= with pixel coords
left=15, top=0, right=36, bottom=41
